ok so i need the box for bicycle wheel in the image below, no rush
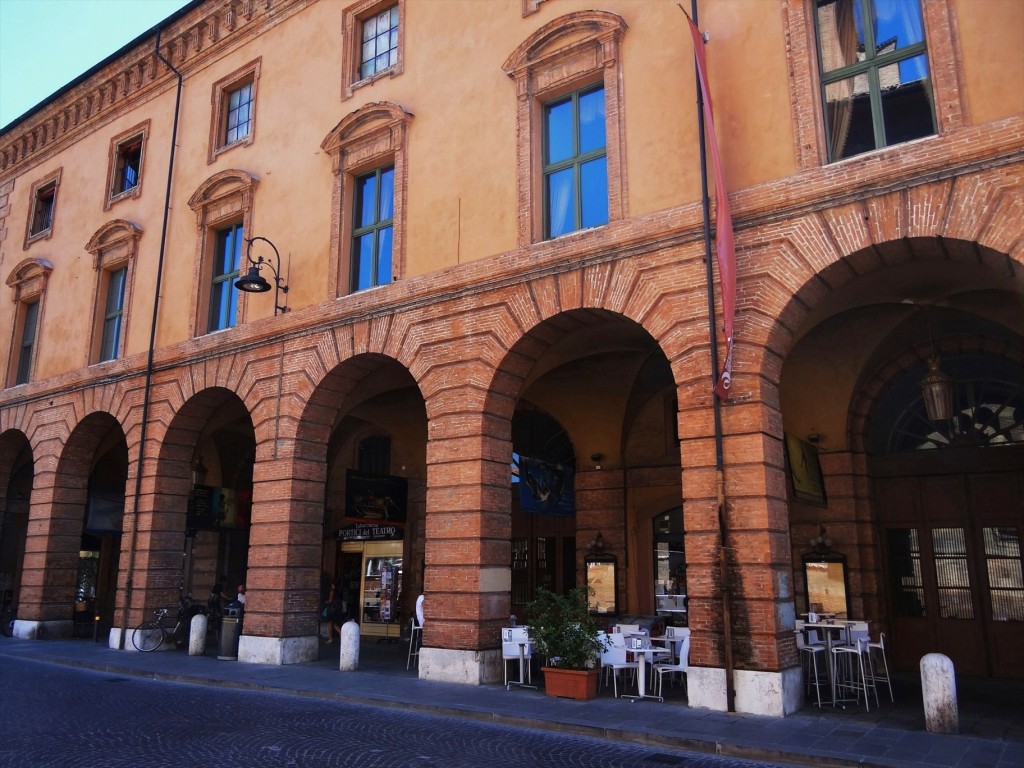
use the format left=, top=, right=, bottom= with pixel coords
left=1, top=609, right=15, bottom=637
left=131, top=621, right=165, bottom=652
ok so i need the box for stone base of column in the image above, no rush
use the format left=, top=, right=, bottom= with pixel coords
left=237, top=634, right=319, bottom=665
left=687, top=665, right=803, bottom=716
left=419, top=646, right=503, bottom=685
left=10, top=619, right=72, bottom=640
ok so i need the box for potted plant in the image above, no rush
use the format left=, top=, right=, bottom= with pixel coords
left=525, top=585, right=607, bottom=700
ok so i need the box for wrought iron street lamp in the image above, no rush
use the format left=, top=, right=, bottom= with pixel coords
left=235, top=236, right=289, bottom=315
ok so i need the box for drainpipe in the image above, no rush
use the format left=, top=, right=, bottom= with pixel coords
left=117, top=26, right=183, bottom=649
left=687, top=0, right=736, bottom=712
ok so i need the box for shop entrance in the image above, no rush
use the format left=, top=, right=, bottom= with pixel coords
left=340, top=540, right=403, bottom=640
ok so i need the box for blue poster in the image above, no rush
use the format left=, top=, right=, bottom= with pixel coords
left=518, top=456, right=575, bottom=516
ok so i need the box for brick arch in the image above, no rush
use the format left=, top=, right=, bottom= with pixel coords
left=746, top=175, right=1024, bottom=407
left=119, top=387, right=253, bottom=620
left=24, top=412, right=126, bottom=628
left=483, top=307, right=641, bottom=423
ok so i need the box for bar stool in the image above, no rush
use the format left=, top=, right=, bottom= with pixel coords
left=406, top=617, right=423, bottom=670
left=795, top=630, right=829, bottom=707
left=867, top=632, right=894, bottom=703
left=831, top=636, right=873, bottom=711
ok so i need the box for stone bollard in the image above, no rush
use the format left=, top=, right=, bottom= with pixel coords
left=921, top=652, right=958, bottom=734
left=189, top=613, right=208, bottom=656
left=339, top=619, right=360, bottom=672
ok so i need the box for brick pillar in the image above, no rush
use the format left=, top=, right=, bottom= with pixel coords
left=418, top=419, right=511, bottom=685
left=681, top=400, right=802, bottom=716
left=236, top=443, right=324, bottom=666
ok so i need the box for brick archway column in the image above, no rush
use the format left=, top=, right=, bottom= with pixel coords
left=236, top=442, right=324, bottom=666
left=417, top=416, right=511, bottom=685
left=13, top=468, right=80, bottom=639
left=679, top=395, right=801, bottom=716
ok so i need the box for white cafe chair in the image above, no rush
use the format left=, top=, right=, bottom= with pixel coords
left=652, top=633, right=690, bottom=699
left=501, top=626, right=532, bottom=686
left=600, top=632, right=639, bottom=697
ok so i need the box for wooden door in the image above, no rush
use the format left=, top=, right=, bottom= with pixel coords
left=876, top=464, right=1024, bottom=678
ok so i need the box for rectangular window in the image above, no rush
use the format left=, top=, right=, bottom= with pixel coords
left=542, top=85, right=608, bottom=239
left=30, top=183, right=56, bottom=236
left=815, top=0, right=935, bottom=161
left=208, top=223, right=244, bottom=332
left=224, top=82, right=254, bottom=146
left=114, top=139, right=142, bottom=195
left=16, top=300, right=40, bottom=385
left=99, top=268, right=127, bottom=362
left=360, top=5, right=399, bottom=80
left=887, top=527, right=925, bottom=617
left=984, top=527, right=1024, bottom=622
left=932, top=527, right=974, bottom=620
left=351, top=166, right=394, bottom=292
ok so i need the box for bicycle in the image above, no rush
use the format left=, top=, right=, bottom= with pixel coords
left=131, top=598, right=200, bottom=652
left=1, top=590, right=16, bottom=638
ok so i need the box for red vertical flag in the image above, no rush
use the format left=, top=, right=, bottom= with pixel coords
left=686, top=13, right=736, bottom=400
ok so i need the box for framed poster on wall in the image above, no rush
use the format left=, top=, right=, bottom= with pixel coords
left=784, top=433, right=827, bottom=505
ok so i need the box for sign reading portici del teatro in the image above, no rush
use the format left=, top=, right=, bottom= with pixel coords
left=335, top=523, right=402, bottom=541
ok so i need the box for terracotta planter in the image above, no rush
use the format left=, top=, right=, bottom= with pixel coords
left=541, top=666, right=600, bottom=700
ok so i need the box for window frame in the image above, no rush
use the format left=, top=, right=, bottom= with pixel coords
left=341, top=0, right=405, bottom=100
left=208, top=59, right=261, bottom=164
left=105, top=121, right=149, bottom=209
left=350, top=165, right=396, bottom=292
left=503, top=11, right=627, bottom=247
left=813, top=0, right=936, bottom=162
left=24, top=168, right=61, bottom=247
left=5, top=258, right=51, bottom=386
left=784, top=0, right=963, bottom=169
left=187, top=170, right=259, bottom=335
left=207, top=221, right=245, bottom=333
left=15, top=300, right=40, bottom=386
left=98, top=267, right=128, bottom=363
left=321, top=102, right=412, bottom=298
left=86, top=220, right=141, bottom=365
left=541, top=84, right=609, bottom=239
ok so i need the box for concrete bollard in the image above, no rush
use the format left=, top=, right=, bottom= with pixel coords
left=189, top=613, right=208, bottom=656
left=339, top=620, right=360, bottom=672
left=921, top=652, right=958, bottom=734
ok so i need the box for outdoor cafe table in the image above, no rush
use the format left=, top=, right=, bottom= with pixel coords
left=620, top=636, right=670, bottom=702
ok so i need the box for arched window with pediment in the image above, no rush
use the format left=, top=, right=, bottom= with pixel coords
left=5, top=258, right=52, bottom=385
left=85, top=220, right=142, bottom=364
left=321, top=102, right=413, bottom=298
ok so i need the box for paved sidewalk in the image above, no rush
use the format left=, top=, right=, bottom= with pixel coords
left=2, top=635, right=1021, bottom=768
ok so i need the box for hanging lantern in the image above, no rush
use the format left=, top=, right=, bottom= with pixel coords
left=920, top=355, right=954, bottom=422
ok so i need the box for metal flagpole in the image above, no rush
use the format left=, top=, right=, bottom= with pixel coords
left=682, top=0, right=736, bottom=713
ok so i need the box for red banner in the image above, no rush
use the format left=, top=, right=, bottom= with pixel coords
left=686, top=13, right=736, bottom=400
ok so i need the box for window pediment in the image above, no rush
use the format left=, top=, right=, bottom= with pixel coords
left=188, top=169, right=260, bottom=212
left=86, top=220, right=143, bottom=267
left=6, top=257, right=53, bottom=301
left=502, top=11, right=627, bottom=96
left=321, top=102, right=413, bottom=174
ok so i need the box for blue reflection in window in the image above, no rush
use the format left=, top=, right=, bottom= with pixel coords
left=542, top=84, right=607, bottom=239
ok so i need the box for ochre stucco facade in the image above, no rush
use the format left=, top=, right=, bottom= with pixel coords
left=1, top=0, right=1021, bottom=717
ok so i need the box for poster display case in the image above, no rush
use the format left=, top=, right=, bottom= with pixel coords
left=342, top=540, right=403, bottom=638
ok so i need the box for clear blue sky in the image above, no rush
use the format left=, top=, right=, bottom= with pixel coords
left=0, top=0, right=191, bottom=128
